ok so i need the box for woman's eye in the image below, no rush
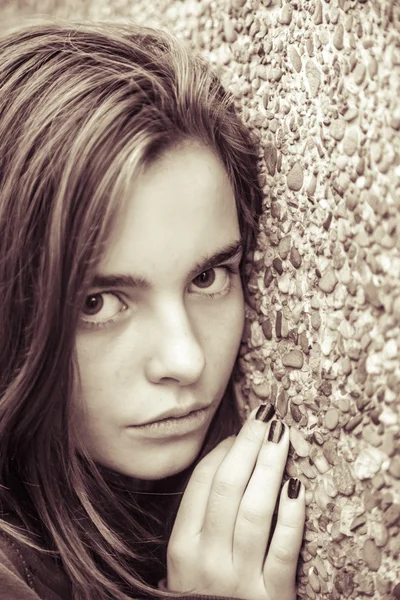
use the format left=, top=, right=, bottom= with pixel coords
left=191, top=266, right=233, bottom=295
left=81, top=292, right=127, bottom=327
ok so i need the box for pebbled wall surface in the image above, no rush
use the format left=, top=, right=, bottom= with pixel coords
left=3, top=1, right=400, bottom=598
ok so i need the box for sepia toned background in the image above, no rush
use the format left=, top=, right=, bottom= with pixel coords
left=2, top=0, right=400, bottom=598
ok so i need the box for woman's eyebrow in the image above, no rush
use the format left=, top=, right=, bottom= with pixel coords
left=189, top=238, right=243, bottom=279
left=90, top=239, right=243, bottom=291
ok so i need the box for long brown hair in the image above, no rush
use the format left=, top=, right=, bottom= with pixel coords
left=0, top=18, right=263, bottom=599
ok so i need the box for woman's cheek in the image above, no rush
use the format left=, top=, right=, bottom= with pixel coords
left=206, top=284, right=244, bottom=357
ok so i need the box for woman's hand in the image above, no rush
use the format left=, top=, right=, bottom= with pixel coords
left=166, top=404, right=305, bottom=600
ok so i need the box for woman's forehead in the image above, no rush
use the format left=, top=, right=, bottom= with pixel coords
left=97, top=142, right=240, bottom=285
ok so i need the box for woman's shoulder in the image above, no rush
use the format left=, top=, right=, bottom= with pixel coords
left=0, top=517, right=71, bottom=600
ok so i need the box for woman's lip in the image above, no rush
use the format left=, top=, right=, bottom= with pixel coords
left=139, top=407, right=203, bottom=426
left=126, top=404, right=215, bottom=437
left=131, top=403, right=213, bottom=427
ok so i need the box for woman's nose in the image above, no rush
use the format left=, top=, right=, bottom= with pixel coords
left=145, top=303, right=206, bottom=385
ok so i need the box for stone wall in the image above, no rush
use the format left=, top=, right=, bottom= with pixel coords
left=3, top=0, right=400, bottom=598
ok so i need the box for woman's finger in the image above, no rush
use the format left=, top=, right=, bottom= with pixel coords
left=263, top=477, right=306, bottom=599
left=169, top=435, right=236, bottom=542
left=199, top=405, right=273, bottom=555
left=232, top=419, right=290, bottom=574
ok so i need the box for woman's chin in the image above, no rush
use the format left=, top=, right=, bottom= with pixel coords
left=101, top=434, right=206, bottom=481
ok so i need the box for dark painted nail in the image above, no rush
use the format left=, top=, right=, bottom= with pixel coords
left=288, top=478, right=301, bottom=499
left=268, top=420, right=285, bottom=443
left=255, top=403, right=275, bottom=423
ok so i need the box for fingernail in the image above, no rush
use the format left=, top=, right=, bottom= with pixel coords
left=255, top=402, right=275, bottom=423
left=267, top=420, right=285, bottom=443
left=288, top=477, right=301, bottom=499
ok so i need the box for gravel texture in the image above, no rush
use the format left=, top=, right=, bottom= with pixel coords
left=3, top=0, right=400, bottom=598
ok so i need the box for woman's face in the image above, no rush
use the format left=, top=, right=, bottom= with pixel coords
left=74, top=140, right=245, bottom=480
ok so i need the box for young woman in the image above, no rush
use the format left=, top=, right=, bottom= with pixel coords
left=0, top=19, right=305, bottom=600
